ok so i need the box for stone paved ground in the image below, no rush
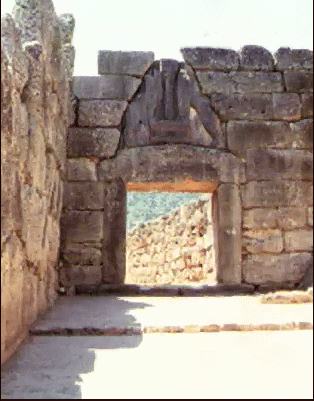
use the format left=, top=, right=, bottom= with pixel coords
left=30, top=295, right=313, bottom=333
left=1, top=332, right=313, bottom=399
left=1, top=295, right=313, bottom=399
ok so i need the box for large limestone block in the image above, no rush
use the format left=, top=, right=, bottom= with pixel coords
left=73, top=76, right=142, bottom=100
left=98, top=146, right=245, bottom=184
left=21, top=269, right=39, bottom=327
left=211, top=93, right=273, bottom=121
left=243, top=253, right=312, bottom=285
left=61, top=211, right=103, bottom=243
left=78, top=100, right=127, bottom=127
left=227, top=120, right=312, bottom=157
left=284, top=71, right=313, bottom=93
left=239, top=45, right=274, bottom=71
left=21, top=186, right=47, bottom=266
left=275, top=48, right=313, bottom=71
left=181, top=47, right=239, bottom=71
left=214, top=184, right=242, bottom=284
left=290, top=119, right=313, bottom=146
left=211, top=93, right=301, bottom=121
left=242, top=181, right=313, bottom=208
left=63, top=182, right=104, bottom=210
left=243, top=229, right=283, bottom=254
left=243, top=208, right=307, bottom=230
left=67, top=158, right=97, bottom=181
left=60, top=265, right=102, bottom=286
left=98, top=50, right=154, bottom=77
left=197, top=71, right=283, bottom=94
left=284, top=230, right=313, bottom=252
left=67, top=128, right=120, bottom=158
left=246, top=149, right=313, bottom=181
left=1, top=235, right=25, bottom=360
left=102, top=180, right=126, bottom=284
left=243, top=208, right=278, bottom=229
left=308, top=207, right=313, bottom=227
left=62, top=243, right=102, bottom=266
left=301, top=94, right=313, bottom=117
left=272, top=93, right=302, bottom=121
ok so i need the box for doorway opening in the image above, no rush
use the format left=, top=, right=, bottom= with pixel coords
left=125, top=189, right=216, bottom=286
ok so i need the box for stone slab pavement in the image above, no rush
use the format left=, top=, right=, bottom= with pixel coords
left=1, top=331, right=313, bottom=399
left=30, top=295, right=313, bottom=333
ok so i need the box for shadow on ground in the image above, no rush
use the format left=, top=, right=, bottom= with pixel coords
left=1, top=297, right=152, bottom=399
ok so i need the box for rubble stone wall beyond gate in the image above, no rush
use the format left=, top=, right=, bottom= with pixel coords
left=126, top=197, right=216, bottom=285
left=1, top=0, right=75, bottom=364
left=62, top=45, right=313, bottom=292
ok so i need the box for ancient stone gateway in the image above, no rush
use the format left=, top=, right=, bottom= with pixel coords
left=99, top=146, right=243, bottom=285
left=61, top=48, right=313, bottom=292
left=1, top=0, right=313, bottom=366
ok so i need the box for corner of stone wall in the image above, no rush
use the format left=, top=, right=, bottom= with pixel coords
left=1, top=0, right=75, bottom=364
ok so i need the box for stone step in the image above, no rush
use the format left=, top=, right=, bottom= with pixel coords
left=31, top=321, right=313, bottom=336
left=73, top=283, right=256, bottom=296
left=30, top=295, right=313, bottom=336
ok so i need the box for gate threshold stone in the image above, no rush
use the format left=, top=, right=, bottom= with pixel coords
left=30, top=295, right=313, bottom=335
left=74, top=283, right=255, bottom=296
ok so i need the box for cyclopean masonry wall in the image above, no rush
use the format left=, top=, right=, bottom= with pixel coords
left=61, top=46, right=313, bottom=293
left=126, top=196, right=215, bottom=285
left=1, top=0, right=75, bottom=364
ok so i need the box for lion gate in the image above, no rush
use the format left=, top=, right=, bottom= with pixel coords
left=60, top=47, right=313, bottom=293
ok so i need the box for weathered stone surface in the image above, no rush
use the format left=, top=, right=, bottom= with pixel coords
left=123, top=60, right=224, bottom=149
left=243, top=208, right=307, bottom=230
left=1, top=1, right=75, bottom=364
left=197, top=71, right=283, bottom=94
left=62, top=243, right=102, bottom=265
left=276, top=208, right=308, bottom=230
left=272, top=93, right=301, bottom=121
left=308, top=207, right=313, bottom=227
left=261, top=289, right=313, bottom=304
left=58, top=14, right=75, bottom=45
left=290, top=119, right=313, bottom=149
left=214, top=184, right=242, bottom=284
left=78, top=100, right=127, bottom=127
left=67, top=128, right=120, bottom=158
left=243, top=253, right=312, bottom=285
left=67, top=158, right=97, bottom=181
left=239, top=45, right=274, bottom=71
left=98, top=146, right=245, bottom=184
left=298, top=264, right=313, bottom=290
left=98, top=50, right=154, bottom=77
left=243, top=208, right=278, bottom=229
left=246, top=149, right=313, bottom=181
left=60, top=265, right=102, bottom=287
left=284, top=71, right=313, bottom=93
left=102, top=180, right=126, bottom=284
left=72, top=76, right=141, bottom=100
left=275, top=48, right=313, bottom=71
left=301, top=94, right=313, bottom=118
left=227, top=120, right=312, bottom=158
left=63, top=182, right=104, bottom=210
left=211, top=94, right=273, bottom=121
left=284, top=230, right=313, bottom=252
left=61, top=211, right=103, bottom=243
left=213, top=93, right=302, bottom=121
left=242, top=181, right=313, bottom=208
left=181, top=47, right=239, bottom=71
left=243, top=229, right=283, bottom=254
